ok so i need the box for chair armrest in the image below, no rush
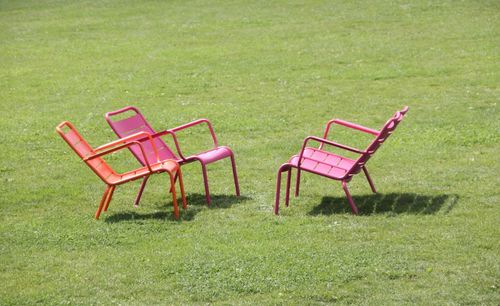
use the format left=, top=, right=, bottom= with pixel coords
left=85, top=141, right=154, bottom=172
left=297, top=136, right=365, bottom=168
left=167, top=119, right=219, bottom=160
left=327, top=119, right=380, bottom=135
left=94, top=131, right=160, bottom=163
left=150, top=129, right=186, bottom=160
left=320, top=119, right=379, bottom=150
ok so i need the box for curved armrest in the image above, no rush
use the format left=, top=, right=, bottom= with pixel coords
left=167, top=119, right=219, bottom=160
left=94, top=131, right=160, bottom=163
left=297, top=136, right=365, bottom=168
left=150, top=129, right=186, bottom=160
left=320, top=119, right=379, bottom=150
left=86, top=141, right=154, bottom=172
left=329, top=119, right=379, bottom=135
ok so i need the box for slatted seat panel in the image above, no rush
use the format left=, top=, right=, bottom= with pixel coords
left=289, top=147, right=355, bottom=179
left=305, top=148, right=356, bottom=171
left=109, top=160, right=178, bottom=184
left=115, top=166, right=150, bottom=183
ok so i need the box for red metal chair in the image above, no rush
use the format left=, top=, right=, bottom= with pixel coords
left=275, top=106, right=409, bottom=215
left=56, top=121, right=187, bottom=220
left=105, top=106, right=240, bottom=206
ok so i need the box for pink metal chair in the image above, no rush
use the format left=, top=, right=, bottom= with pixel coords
left=105, top=106, right=240, bottom=206
left=56, top=121, right=187, bottom=220
left=275, top=106, right=409, bottom=215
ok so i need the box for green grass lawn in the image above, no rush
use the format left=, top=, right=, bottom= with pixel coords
left=1, top=0, right=499, bottom=304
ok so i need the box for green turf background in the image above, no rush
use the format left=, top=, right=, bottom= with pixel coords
left=0, top=0, right=498, bottom=304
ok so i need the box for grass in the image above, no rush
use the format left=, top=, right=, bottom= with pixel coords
left=0, top=0, right=499, bottom=304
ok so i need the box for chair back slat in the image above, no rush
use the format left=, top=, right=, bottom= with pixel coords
left=348, top=107, right=408, bottom=175
left=111, top=114, right=149, bottom=137
left=106, top=107, right=177, bottom=165
left=56, top=121, right=116, bottom=183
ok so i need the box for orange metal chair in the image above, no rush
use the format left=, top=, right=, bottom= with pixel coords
left=56, top=121, right=187, bottom=220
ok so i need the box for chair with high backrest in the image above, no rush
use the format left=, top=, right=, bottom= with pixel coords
left=105, top=106, right=240, bottom=206
left=56, top=121, right=187, bottom=220
left=275, top=106, right=409, bottom=215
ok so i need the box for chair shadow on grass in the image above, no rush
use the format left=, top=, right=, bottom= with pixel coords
left=104, top=193, right=250, bottom=223
left=308, top=193, right=459, bottom=216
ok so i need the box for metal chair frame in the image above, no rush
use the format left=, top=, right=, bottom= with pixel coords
left=105, top=106, right=240, bottom=206
left=275, top=107, right=409, bottom=215
left=56, top=121, right=186, bottom=219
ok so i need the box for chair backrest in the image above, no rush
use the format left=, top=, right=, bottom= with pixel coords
left=56, top=121, right=116, bottom=184
left=105, top=106, right=177, bottom=165
left=348, top=106, right=409, bottom=177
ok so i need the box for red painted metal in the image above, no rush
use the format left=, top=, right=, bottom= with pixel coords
left=275, top=106, right=409, bottom=215
left=105, top=106, right=240, bottom=206
left=56, top=121, right=187, bottom=220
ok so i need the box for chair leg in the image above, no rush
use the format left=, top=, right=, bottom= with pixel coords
left=177, top=169, right=187, bottom=209
left=275, top=164, right=291, bottom=215
left=95, top=185, right=112, bottom=220
left=362, top=166, right=377, bottom=193
left=168, top=172, right=180, bottom=220
left=230, top=154, right=240, bottom=197
left=274, top=166, right=284, bottom=215
left=135, top=176, right=150, bottom=207
left=103, top=185, right=116, bottom=212
left=170, top=172, right=178, bottom=193
left=200, top=163, right=211, bottom=206
left=285, top=168, right=292, bottom=207
left=295, top=169, right=301, bottom=197
left=341, top=180, right=358, bottom=215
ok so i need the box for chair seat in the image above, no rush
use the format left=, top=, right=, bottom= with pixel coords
left=184, top=146, right=233, bottom=164
left=288, top=147, right=356, bottom=179
left=109, top=160, right=179, bottom=184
